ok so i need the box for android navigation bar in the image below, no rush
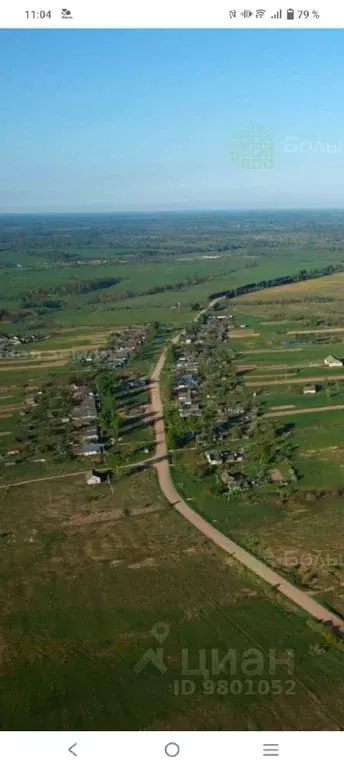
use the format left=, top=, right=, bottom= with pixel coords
left=0, top=731, right=342, bottom=768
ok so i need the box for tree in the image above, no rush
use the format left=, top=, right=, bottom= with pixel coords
left=108, top=449, right=127, bottom=482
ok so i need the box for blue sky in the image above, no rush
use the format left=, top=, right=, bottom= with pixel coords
left=0, top=29, right=344, bottom=212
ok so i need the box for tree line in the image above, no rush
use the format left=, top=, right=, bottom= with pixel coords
left=20, top=276, right=121, bottom=305
left=208, top=263, right=344, bottom=301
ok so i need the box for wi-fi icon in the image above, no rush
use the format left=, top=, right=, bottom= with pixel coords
left=256, top=8, right=266, bottom=16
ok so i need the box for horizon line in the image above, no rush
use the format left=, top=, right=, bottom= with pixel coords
left=1, top=206, right=344, bottom=216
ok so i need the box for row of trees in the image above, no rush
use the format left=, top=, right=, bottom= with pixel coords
left=21, top=276, right=121, bottom=305
left=96, top=372, right=123, bottom=441
left=93, top=272, right=231, bottom=304
left=209, top=262, right=344, bottom=302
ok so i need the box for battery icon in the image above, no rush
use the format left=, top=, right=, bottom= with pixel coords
left=287, top=8, right=294, bottom=18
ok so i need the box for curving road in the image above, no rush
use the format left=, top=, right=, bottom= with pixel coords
left=150, top=349, right=344, bottom=635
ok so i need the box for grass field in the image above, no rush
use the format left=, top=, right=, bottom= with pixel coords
left=1, top=217, right=343, bottom=335
left=232, top=272, right=344, bottom=328
left=2, top=214, right=344, bottom=729
left=1, top=467, right=344, bottom=729
left=172, top=452, right=344, bottom=619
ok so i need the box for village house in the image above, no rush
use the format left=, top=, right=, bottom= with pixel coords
left=85, top=469, right=112, bottom=485
left=25, top=394, right=37, bottom=407
left=220, top=471, right=243, bottom=491
left=267, top=468, right=285, bottom=485
left=303, top=385, right=317, bottom=395
left=177, top=390, right=192, bottom=407
left=179, top=403, right=201, bottom=419
left=125, top=377, right=148, bottom=390
left=227, top=405, right=245, bottom=416
left=79, top=425, right=99, bottom=443
left=185, top=403, right=202, bottom=416
left=220, top=449, right=245, bottom=464
left=71, top=392, right=97, bottom=426
left=75, top=442, right=104, bottom=457
left=184, top=362, right=198, bottom=374
left=86, top=470, right=101, bottom=485
left=324, top=355, right=343, bottom=368
left=205, top=451, right=221, bottom=466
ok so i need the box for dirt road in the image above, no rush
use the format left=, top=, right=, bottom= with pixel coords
left=0, top=457, right=150, bottom=490
left=0, top=360, right=66, bottom=372
left=236, top=363, right=302, bottom=373
left=246, top=374, right=344, bottom=387
left=266, top=403, right=344, bottom=418
left=239, top=347, right=305, bottom=354
left=150, top=349, right=344, bottom=635
left=0, top=404, right=23, bottom=415
left=287, top=327, right=344, bottom=335
left=0, top=470, right=88, bottom=489
left=228, top=330, right=260, bottom=338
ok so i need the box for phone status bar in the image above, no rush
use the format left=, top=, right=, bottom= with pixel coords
left=230, top=8, right=321, bottom=19
left=0, top=0, right=342, bottom=27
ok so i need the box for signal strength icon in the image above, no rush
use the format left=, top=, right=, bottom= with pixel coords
left=256, top=8, right=266, bottom=16
left=271, top=8, right=282, bottom=17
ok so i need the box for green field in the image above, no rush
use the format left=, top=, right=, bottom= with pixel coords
left=2, top=212, right=344, bottom=729
left=172, top=451, right=344, bottom=619
left=1, top=468, right=344, bottom=729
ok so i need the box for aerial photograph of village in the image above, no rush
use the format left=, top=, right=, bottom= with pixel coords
left=0, top=28, right=344, bottom=731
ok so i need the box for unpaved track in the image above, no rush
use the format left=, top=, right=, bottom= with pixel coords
left=267, top=404, right=296, bottom=411
left=150, top=350, right=344, bottom=634
left=0, top=404, right=23, bottom=415
left=287, top=327, right=344, bottom=335
left=228, top=330, right=260, bottom=338
left=0, top=361, right=67, bottom=372
left=238, top=347, right=305, bottom=354
left=0, top=470, right=88, bottom=489
left=246, top=374, right=344, bottom=387
left=236, top=363, right=303, bottom=372
left=266, top=404, right=344, bottom=417
left=0, top=457, right=150, bottom=490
